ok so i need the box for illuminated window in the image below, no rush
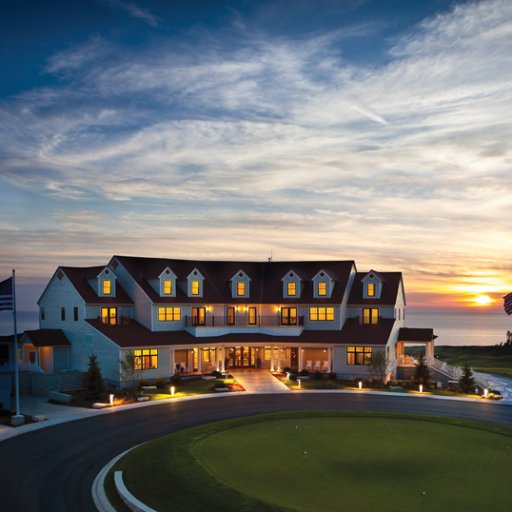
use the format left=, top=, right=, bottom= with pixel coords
left=287, top=282, right=296, bottom=296
left=248, top=306, right=257, bottom=325
left=101, top=307, right=117, bottom=325
left=362, top=308, right=379, bottom=324
left=281, top=307, right=297, bottom=326
left=309, top=307, right=335, bottom=321
left=192, top=307, right=206, bottom=326
left=367, top=283, right=376, bottom=297
left=346, top=346, right=372, bottom=365
left=103, top=280, right=111, bottom=295
left=202, top=347, right=210, bottom=363
left=163, top=280, right=172, bottom=295
left=318, top=281, right=327, bottom=296
left=134, top=349, right=158, bottom=370
left=158, top=307, right=181, bottom=322
left=191, top=280, right=200, bottom=295
left=237, top=282, right=245, bottom=296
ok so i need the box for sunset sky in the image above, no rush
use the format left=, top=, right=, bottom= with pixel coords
left=1, top=0, right=511, bottom=311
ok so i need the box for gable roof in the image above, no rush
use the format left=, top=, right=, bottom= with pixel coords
left=348, top=272, right=404, bottom=306
left=21, top=329, right=71, bottom=347
left=112, top=255, right=355, bottom=304
left=398, top=328, right=437, bottom=342
left=45, top=266, right=134, bottom=305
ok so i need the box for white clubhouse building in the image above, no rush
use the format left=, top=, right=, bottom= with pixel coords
left=23, top=256, right=435, bottom=385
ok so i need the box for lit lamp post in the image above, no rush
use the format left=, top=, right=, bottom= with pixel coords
left=419, top=384, right=423, bottom=393
left=358, top=380, right=363, bottom=390
left=484, top=388, right=489, bottom=399
left=170, top=386, right=176, bottom=396
left=109, top=394, right=114, bottom=406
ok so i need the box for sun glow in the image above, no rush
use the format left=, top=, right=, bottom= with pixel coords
left=472, top=295, right=494, bottom=307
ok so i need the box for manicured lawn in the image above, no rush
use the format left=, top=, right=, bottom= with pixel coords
left=107, top=411, right=512, bottom=512
left=141, top=377, right=240, bottom=400
left=412, top=346, right=512, bottom=378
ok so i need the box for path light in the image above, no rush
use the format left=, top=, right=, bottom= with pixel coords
left=170, top=386, right=176, bottom=396
left=419, top=384, right=423, bottom=393
left=109, top=394, right=114, bottom=406
left=358, top=381, right=363, bottom=390
left=298, top=379, right=301, bottom=388
left=286, top=372, right=291, bottom=379
left=484, top=388, right=489, bottom=398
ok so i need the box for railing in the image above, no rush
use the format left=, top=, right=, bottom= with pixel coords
left=185, top=315, right=305, bottom=328
left=427, top=357, right=463, bottom=380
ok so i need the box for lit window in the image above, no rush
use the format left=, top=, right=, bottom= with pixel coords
left=248, top=306, right=257, bottom=325
left=191, top=280, right=200, bottom=295
left=310, top=307, right=335, bottom=321
left=281, top=307, right=297, bottom=326
left=318, top=281, right=327, bottom=296
left=237, top=282, right=245, bottom=296
left=346, top=346, right=372, bottom=365
left=367, top=283, right=376, bottom=297
left=158, top=307, right=181, bottom=322
left=362, top=308, right=379, bottom=324
left=134, top=349, right=158, bottom=370
left=103, top=280, right=111, bottom=295
left=287, top=282, right=296, bottom=296
left=163, top=280, right=172, bottom=295
left=227, top=307, right=235, bottom=326
left=101, top=307, right=117, bottom=325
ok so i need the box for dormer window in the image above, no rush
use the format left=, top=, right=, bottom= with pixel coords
left=313, top=270, right=333, bottom=299
left=231, top=270, right=250, bottom=298
left=287, top=282, right=296, bottom=296
left=282, top=270, right=301, bottom=298
left=159, top=267, right=176, bottom=297
left=367, top=283, right=375, bottom=297
left=362, top=270, right=383, bottom=299
left=187, top=268, right=204, bottom=297
left=98, top=267, right=116, bottom=297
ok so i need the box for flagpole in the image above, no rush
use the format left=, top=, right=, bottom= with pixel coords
left=12, top=269, right=20, bottom=418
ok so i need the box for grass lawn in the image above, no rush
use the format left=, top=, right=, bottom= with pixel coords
left=411, top=346, right=512, bottom=378
left=107, top=411, right=512, bottom=512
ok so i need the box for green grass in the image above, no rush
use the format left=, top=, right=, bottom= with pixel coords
left=411, top=346, right=512, bottom=378
left=142, top=377, right=238, bottom=400
left=107, top=411, right=512, bottom=512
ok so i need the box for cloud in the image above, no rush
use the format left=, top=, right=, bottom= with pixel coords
left=1, top=0, right=512, bottom=303
left=98, top=0, right=159, bottom=26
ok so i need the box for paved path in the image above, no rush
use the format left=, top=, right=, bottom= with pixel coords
left=476, top=372, right=512, bottom=401
left=230, top=369, right=290, bottom=393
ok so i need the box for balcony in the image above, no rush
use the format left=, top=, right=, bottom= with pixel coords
left=184, top=315, right=305, bottom=337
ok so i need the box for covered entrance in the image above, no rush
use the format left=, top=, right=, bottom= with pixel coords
left=228, top=346, right=258, bottom=368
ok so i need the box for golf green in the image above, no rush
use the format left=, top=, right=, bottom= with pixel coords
left=112, top=412, right=512, bottom=512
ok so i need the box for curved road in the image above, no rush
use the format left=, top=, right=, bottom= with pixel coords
left=1, top=393, right=511, bottom=511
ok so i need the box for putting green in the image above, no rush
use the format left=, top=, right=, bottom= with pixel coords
left=111, top=412, right=512, bottom=512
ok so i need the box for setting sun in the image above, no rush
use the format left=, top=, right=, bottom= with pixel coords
left=473, top=295, right=494, bottom=307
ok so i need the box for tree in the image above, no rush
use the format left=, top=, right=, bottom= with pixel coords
left=82, top=354, right=105, bottom=401
left=370, top=351, right=387, bottom=385
left=413, top=354, right=430, bottom=387
left=459, top=363, right=476, bottom=394
left=506, top=330, right=512, bottom=347
left=120, top=350, right=146, bottom=396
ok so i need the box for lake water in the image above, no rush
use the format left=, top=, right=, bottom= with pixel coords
left=1, top=309, right=511, bottom=346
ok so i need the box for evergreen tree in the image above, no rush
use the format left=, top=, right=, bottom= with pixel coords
left=413, top=354, right=430, bottom=386
left=82, top=354, right=105, bottom=401
left=459, top=363, right=476, bottom=394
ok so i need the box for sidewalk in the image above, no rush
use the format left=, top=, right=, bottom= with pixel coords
left=230, top=370, right=290, bottom=393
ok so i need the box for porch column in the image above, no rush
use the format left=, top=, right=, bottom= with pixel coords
left=270, top=347, right=275, bottom=372
left=276, top=347, right=281, bottom=372
left=426, top=341, right=434, bottom=362
left=170, top=348, right=176, bottom=376
left=221, top=347, right=225, bottom=372
left=198, top=347, right=202, bottom=372
left=327, top=346, right=332, bottom=372
left=298, top=348, right=304, bottom=370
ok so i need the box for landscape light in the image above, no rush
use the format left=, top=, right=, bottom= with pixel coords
left=358, top=381, right=363, bottom=390
left=298, top=379, right=301, bottom=388
left=484, top=388, right=489, bottom=398
left=170, top=386, right=176, bottom=396
left=419, top=384, right=423, bottom=393
left=109, top=394, right=114, bottom=406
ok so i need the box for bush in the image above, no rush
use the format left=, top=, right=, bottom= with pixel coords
left=283, top=367, right=292, bottom=374
left=214, top=380, right=227, bottom=389
left=299, top=369, right=310, bottom=376
left=155, top=377, right=167, bottom=389
left=328, top=372, right=337, bottom=380
left=313, top=371, right=323, bottom=380
left=170, top=374, right=181, bottom=385
left=82, top=354, right=105, bottom=401
left=211, top=370, right=222, bottom=378
left=289, top=373, right=298, bottom=381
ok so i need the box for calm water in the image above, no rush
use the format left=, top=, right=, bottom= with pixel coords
left=1, top=310, right=511, bottom=346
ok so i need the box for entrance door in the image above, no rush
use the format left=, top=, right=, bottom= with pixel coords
left=229, top=346, right=257, bottom=368
left=192, top=307, right=206, bottom=326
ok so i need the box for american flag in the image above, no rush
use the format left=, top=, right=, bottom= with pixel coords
left=504, top=292, right=512, bottom=316
left=0, top=277, right=14, bottom=311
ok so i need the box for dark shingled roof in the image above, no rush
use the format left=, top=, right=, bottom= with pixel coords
left=398, top=328, right=436, bottom=342
left=112, top=255, right=356, bottom=305
left=22, top=329, right=71, bottom=347
left=58, top=266, right=134, bottom=305
left=87, top=317, right=394, bottom=348
left=347, top=272, right=404, bottom=306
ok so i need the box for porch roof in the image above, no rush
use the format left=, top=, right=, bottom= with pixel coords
left=398, top=327, right=436, bottom=342
left=87, top=317, right=395, bottom=348
left=21, top=329, right=71, bottom=347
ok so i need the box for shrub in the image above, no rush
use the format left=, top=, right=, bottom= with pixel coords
left=328, top=372, right=337, bottom=380
left=82, top=354, right=105, bottom=401
left=155, top=377, right=167, bottom=389
left=211, top=370, right=222, bottom=378
left=299, top=369, right=310, bottom=376
left=459, top=363, right=476, bottom=394
left=170, top=374, right=181, bottom=385
left=313, top=371, right=323, bottom=380
left=289, top=373, right=298, bottom=381
left=283, top=367, right=292, bottom=374
left=214, top=380, right=227, bottom=389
